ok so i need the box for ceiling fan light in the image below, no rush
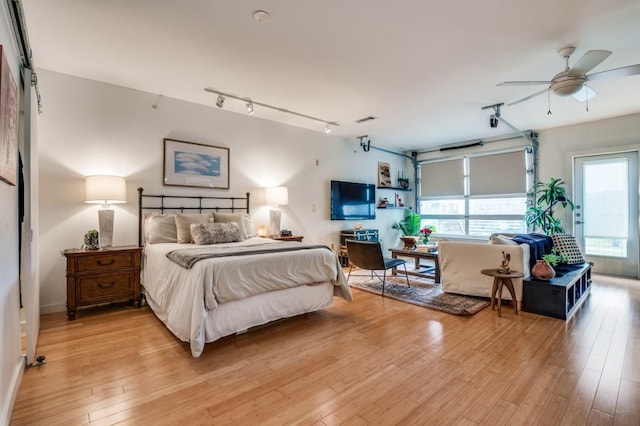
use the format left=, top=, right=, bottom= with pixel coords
left=573, top=85, right=597, bottom=102
left=551, top=72, right=585, bottom=96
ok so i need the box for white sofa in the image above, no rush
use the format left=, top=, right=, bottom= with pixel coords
left=438, top=240, right=531, bottom=302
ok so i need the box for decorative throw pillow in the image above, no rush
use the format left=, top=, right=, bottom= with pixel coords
left=175, top=213, right=212, bottom=243
left=213, top=212, right=253, bottom=238
left=489, top=234, right=518, bottom=245
left=145, top=213, right=177, bottom=244
left=551, top=233, right=585, bottom=264
left=190, top=222, right=243, bottom=245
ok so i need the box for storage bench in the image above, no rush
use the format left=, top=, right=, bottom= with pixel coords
left=522, top=262, right=591, bottom=320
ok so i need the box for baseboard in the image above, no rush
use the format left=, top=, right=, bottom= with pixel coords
left=40, top=303, right=66, bottom=315
left=1, top=356, right=25, bottom=426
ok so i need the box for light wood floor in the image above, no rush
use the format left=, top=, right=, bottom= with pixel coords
left=12, top=274, right=640, bottom=425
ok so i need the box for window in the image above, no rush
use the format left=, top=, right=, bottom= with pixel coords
left=419, top=150, right=531, bottom=237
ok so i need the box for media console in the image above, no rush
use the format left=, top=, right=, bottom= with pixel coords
left=522, top=262, right=592, bottom=320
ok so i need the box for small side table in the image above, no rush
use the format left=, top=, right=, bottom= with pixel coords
left=480, top=269, right=523, bottom=317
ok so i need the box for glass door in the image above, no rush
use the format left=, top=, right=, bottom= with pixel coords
left=574, top=152, right=638, bottom=277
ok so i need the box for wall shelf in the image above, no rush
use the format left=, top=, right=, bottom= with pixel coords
left=377, top=186, right=412, bottom=192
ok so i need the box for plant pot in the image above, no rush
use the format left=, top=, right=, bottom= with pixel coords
left=400, top=236, right=419, bottom=250
left=532, top=260, right=556, bottom=281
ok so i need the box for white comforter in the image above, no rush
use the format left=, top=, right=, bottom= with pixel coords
left=142, top=238, right=351, bottom=355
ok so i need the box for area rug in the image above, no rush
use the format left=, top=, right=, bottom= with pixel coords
left=347, top=274, right=490, bottom=315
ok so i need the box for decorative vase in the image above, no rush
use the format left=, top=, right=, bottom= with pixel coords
left=400, top=236, right=419, bottom=250
left=532, top=260, right=556, bottom=281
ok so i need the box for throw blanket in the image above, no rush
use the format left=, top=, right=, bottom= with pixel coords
left=512, top=233, right=553, bottom=270
left=167, top=242, right=330, bottom=269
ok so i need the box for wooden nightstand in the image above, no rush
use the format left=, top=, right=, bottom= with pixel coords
left=270, top=235, right=304, bottom=242
left=62, top=245, right=142, bottom=320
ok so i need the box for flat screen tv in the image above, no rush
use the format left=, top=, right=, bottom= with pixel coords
left=330, top=180, right=376, bottom=220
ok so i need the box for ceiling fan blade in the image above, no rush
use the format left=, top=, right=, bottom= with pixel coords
left=586, top=64, right=640, bottom=82
left=571, top=50, right=612, bottom=74
left=497, top=81, right=550, bottom=86
left=507, top=88, right=548, bottom=106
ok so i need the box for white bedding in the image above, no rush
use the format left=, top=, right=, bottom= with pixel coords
left=142, top=237, right=352, bottom=356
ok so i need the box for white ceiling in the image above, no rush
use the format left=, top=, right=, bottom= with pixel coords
left=21, top=0, right=640, bottom=151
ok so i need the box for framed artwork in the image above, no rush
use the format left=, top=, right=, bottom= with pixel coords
left=163, top=138, right=230, bottom=189
left=0, top=45, right=18, bottom=186
left=378, top=161, right=391, bottom=187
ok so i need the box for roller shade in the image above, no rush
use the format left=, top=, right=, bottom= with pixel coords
left=420, top=159, right=464, bottom=197
left=469, top=151, right=526, bottom=195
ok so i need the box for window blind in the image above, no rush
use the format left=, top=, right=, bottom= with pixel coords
left=469, top=151, right=526, bottom=195
left=420, top=159, right=464, bottom=197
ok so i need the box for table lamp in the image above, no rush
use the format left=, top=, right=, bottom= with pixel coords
left=264, top=186, right=288, bottom=236
left=85, top=175, right=126, bottom=248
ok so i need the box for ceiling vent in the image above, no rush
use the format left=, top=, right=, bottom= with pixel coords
left=355, top=116, right=376, bottom=123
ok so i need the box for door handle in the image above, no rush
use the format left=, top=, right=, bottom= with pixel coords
left=576, top=220, right=585, bottom=225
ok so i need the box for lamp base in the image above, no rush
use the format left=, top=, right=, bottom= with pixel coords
left=269, top=208, right=281, bottom=237
left=98, top=208, right=114, bottom=248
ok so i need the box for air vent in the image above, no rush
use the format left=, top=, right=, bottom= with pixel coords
left=355, top=116, right=376, bottom=123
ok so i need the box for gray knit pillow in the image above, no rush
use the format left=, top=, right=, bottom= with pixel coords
left=190, top=222, right=243, bottom=245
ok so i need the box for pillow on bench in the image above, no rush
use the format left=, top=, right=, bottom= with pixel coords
left=551, top=234, right=586, bottom=264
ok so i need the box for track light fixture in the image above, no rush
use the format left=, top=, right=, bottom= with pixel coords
left=204, top=87, right=339, bottom=134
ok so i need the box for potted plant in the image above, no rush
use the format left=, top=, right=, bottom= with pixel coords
left=392, top=209, right=422, bottom=249
left=525, top=177, right=575, bottom=234
left=532, top=249, right=567, bottom=280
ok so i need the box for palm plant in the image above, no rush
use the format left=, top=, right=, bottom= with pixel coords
left=392, top=209, right=422, bottom=236
left=525, top=177, right=574, bottom=234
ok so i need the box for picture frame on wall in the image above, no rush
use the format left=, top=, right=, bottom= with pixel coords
left=163, top=138, right=230, bottom=189
left=0, top=45, right=18, bottom=186
left=378, top=161, right=391, bottom=187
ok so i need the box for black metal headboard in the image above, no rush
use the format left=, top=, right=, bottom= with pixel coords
left=137, top=187, right=250, bottom=247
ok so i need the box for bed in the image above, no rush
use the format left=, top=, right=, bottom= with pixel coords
left=137, top=188, right=352, bottom=357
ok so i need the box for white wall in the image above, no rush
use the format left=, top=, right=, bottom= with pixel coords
left=537, top=112, right=640, bottom=234
left=0, top=4, right=25, bottom=424
left=36, top=70, right=411, bottom=312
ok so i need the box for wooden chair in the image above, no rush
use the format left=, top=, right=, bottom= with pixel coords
left=346, top=239, right=410, bottom=296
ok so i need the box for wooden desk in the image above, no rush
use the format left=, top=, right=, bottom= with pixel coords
left=389, top=247, right=440, bottom=282
left=480, top=269, right=523, bottom=317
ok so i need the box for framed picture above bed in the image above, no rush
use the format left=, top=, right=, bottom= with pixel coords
left=163, top=138, right=230, bottom=189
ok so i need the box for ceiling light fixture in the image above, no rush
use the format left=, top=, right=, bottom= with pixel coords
left=253, top=10, right=271, bottom=22
left=246, top=102, right=254, bottom=115
left=204, top=87, right=339, bottom=133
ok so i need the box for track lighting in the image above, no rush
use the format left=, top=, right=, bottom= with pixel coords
left=204, top=87, right=339, bottom=133
left=358, top=135, right=371, bottom=152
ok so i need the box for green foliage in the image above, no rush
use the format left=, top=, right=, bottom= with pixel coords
left=525, top=177, right=575, bottom=235
left=541, top=248, right=567, bottom=266
left=392, top=209, right=422, bottom=236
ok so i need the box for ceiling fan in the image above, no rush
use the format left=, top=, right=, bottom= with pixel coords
left=498, top=46, right=640, bottom=106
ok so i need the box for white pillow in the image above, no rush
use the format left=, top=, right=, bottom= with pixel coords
left=145, top=213, right=177, bottom=244
left=175, top=213, right=212, bottom=243
left=213, top=212, right=254, bottom=238
left=489, top=234, right=518, bottom=245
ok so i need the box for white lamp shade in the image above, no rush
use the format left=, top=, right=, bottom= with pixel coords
left=85, top=175, right=127, bottom=204
left=264, top=186, right=288, bottom=206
